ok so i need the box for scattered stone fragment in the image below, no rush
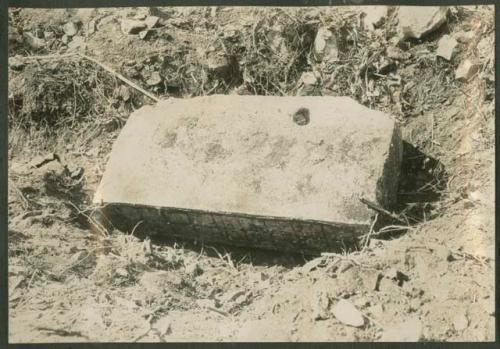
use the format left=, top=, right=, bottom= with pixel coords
left=379, top=317, right=422, bottom=341
left=68, top=35, right=85, bottom=50
left=206, top=52, right=230, bottom=74
left=313, top=27, right=338, bottom=62
left=452, top=312, right=469, bottom=331
left=144, top=15, right=160, bottom=29
left=455, top=59, right=480, bottom=81
left=23, top=32, right=45, bottom=49
left=138, top=29, right=150, bottom=40
left=376, top=56, right=395, bottom=74
left=115, top=267, right=128, bottom=277
left=268, top=25, right=289, bottom=61
left=311, top=290, right=330, bottom=320
left=145, top=71, right=162, bottom=86
left=121, top=19, right=147, bottom=35
left=476, top=36, right=493, bottom=60
left=454, top=30, right=474, bottom=44
left=85, top=19, right=97, bottom=36
left=115, top=85, right=131, bottom=102
left=436, top=35, right=457, bottom=61
left=297, top=71, right=319, bottom=96
left=43, top=31, right=55, bottom=40
left=33, top=28, right=44, bottom=38
left=332, top=299, right=364, bottom=327
left=398, top=7, right=448, bottom=39
left=61, top=34, right=70, bottom=45
left=185, top=262, right=203, bottom=277
left=386, top=46, right=403, bottom=60
left=9, top=56, right=25, bottom=71
left=70, top=167, right=84, bottom=180
left=63, top=21, right=79, bottom=36
left=360, top=6, right=388, bottom=29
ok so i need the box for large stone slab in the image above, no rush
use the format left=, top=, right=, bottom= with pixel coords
left=94, top=95, right=402, bottom=253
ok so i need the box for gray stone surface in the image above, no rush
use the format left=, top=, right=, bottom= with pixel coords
left=398, top=7, right=448, bottom=39
left=94, top=95, right=402, bottom=253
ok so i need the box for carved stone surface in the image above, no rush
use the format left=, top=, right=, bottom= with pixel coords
left=94, top=95, right=402, bottom=253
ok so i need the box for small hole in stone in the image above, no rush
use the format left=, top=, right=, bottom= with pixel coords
left=292, top=108, right=310, bottom=126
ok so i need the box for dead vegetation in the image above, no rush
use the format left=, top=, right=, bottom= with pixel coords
left=7, top=5, right=495, bottom=343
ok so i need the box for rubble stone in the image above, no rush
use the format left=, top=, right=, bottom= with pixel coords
left=313, top=27, right=338, bottom=62
left=121, top=19, right=147, bottom=35
left=398, top=7, right=448, bottom=39
left=332, top=299, right=364, bottom=327
left=63, top=21, right=79, bottom=37
left=23, top=32, right=45, bottom=49
left=455, top=59, right=480, bottom=81
left=144, top=16, right=160, bottom=29
left=436, top=35, right=457, bottom=61
left=360, top=6, right=388, bottom=29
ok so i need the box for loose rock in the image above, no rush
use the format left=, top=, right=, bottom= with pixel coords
left=144, top=16, right=160, bottom=29
left=121, top=19, right=147, bottom=35
left=297, top=71, right=319, bottom=96
left=454, top=30, right=474, bottom=44
left=398, top=7, right=448, bottom=39
left=61, top=34, right=70, bottom=45
left=138, top=29, right=150, bottom=40
left=145, top=71, right=162, bottom=86
left=68, top=35, right=85, bottom=51
left=43, top=31, right=55, bottom=40
left=331, top=299, right=364, bottom=327
left=455, top=59, right=480, bottom=81
left=23, top=32, right=45, bottom=49
left=85, top=20, right=97, bottom=36
left=436, top=35, right=457, bottom=61
left=206, top=52, right=228, bottom=71
left=313, top=27, right=338, bottom=62
left=9, top=56, right=25, bottom=71
left=63, top=21, right=79, bottom=37
left=379, top=317, right=422, bottom=341
left=268, top=25, right=289, bottom=61
left=360, top=6, right=388, bottom=29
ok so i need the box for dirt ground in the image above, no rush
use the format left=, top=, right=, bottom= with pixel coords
left=7, top=6, right=495, bottom=342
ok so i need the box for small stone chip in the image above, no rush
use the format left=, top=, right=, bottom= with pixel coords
left=332, top=299, right=364, bottom=327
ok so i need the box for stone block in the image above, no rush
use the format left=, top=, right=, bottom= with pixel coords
left=94, top=95, right=402, bottom=253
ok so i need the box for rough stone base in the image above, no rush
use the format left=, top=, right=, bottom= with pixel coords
left=101, top=204, right=366, bottom=254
